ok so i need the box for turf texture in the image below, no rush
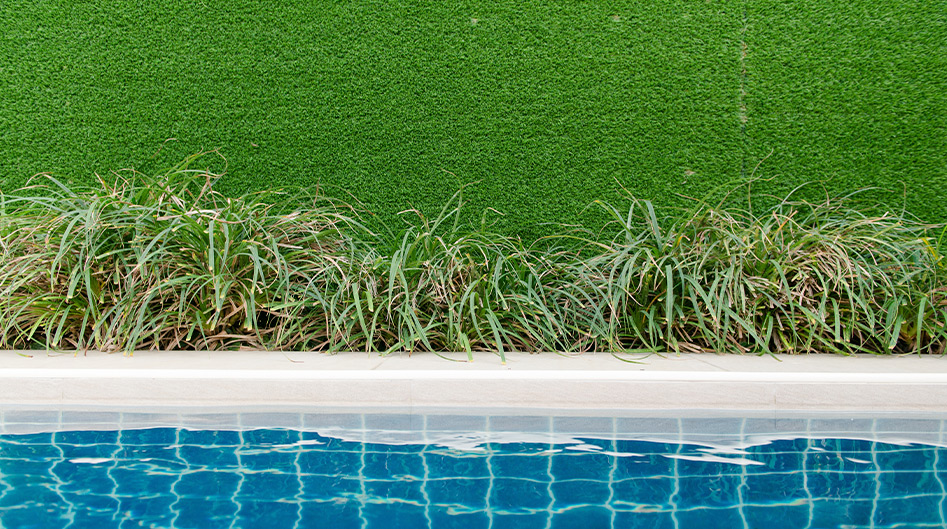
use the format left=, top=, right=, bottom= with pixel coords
left=744, top=0, right=946, bottom=217
left=0, top=1, right=942, bottom=238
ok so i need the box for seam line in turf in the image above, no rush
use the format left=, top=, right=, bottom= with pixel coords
left=739, top=0, right=749, bottom=181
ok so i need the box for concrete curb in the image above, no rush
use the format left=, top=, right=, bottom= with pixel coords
left=2, top=351, right=946, bottom=412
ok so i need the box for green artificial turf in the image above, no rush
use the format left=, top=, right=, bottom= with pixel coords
left=0, top=1, right=943, bottom=238
left=743, top=0, right=947, bottom=217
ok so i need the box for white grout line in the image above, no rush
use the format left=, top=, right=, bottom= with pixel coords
left=3, top=368, right=947, bottom=383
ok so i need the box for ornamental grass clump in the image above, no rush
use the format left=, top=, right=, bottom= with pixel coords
left=284, top=189, right=586, bottom=360
left=371, top=196, right=609, bottom=359
left=0, top=154, right=944, bottom=355
left=0, top=154, right=362, bottom=351
left=569, top=194, right=947, bottom=354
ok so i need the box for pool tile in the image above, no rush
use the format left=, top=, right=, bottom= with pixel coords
left=550, top=506, right=611, bottom=529
left=54, top=429, right=119, bottom=445
left=614, top=440, right=672, bottom=456
left=362, top=450, right=424, bottom=480
left=117, top=444, right=186, bottom=467
left=813, top=438, right=875, bottom=453
left=553, top=416, right=615, bottom=435
left=576, top=438, right=613, bottom=450
left=240, top=448, right=300, bottom=473
left=300, top=500, right=362, bottom=529
left=675, top=506, right=745, bottom=529
left=61, top=411, right=122, bottom=425
left=550, top=479, right=610, bottom=507
left=119, top=412, right=181, bottom=425
left=613, top=510, right=675, bottom=529
left=300, top=475, right=361, bottom=501
left=177, top=444, right=240, bottom=470
left=0, top=469, right=60, bottom=490
left=810, top=498, right=874, bottom=527
left=427, top=477, right=490, bottom=509
left=426, top=414, right=488, bottom=432
left=2, top=507, right=72, bottom=528
left=362, top=501, right=428, bottom=527
left=56, top=442, right=122, bottom=460
left=492, top=453, right=552, bottom=478
left=178, top=414, right=241, bottom=430
left=487, top=442, right=553, bottom=455
left=301, top=412, right=364, bottom=431
left=669, top=454, right=744, bottom=479
left=491, top=512, right=548, bottom=529
left=745, top=447, right=803, bottom=473
left=237, top=499, right=301, bottom=529
left=0, top=484, right=69, bottom=509
left=425, top=451, right=489, bottom=478
left=240, top=413, right=302, bottom=430
left=878, top=467, right=942, bottom=497
left=741, top=418, right=779, bottom=435
left=877, top=445, right=937, bottom=471
left=2, top=410, right=61, bottom=424
left=363, top=436, right=423, bottom=452
left=805, top=450, right=871, bottom=473
left=0, top=424, right=59, bottom=436
left=175, top=469, right=241, bottom=500
left=118, top=427, right=178, bottom=446
left=363, top=413, right=418, bottom=432
left=876, top=495, right=945, bottom=525
left=173, top=497, right=240, bottom=528
left=115, top=495, right=177, bottom=526
left=111, top=462, right=179, bottom=493
left=875, top=418, right=942, bottom=434
left=674, top=474, right=743, bottom=509
left=364, top=478, right=424, bottom=503
left=0, top=438, right=61, bottom=460
left=237, top=472, right=302, bottom=502
left=616, top=417, right=680, bottom=437
left=551, top=452, right=613, bottom=480
left=807, top=471, right=878, bottom=500
left=298, top=447, right=362, bottom=476
left=680, top=418, right=747, bottom=436
left=612, top=454, right=674, bottom=480
left=429, top=507, right=490, bottom=529
left=745, top=504, right=811, bottom=529
left=179, top=429, right=242, bottom=446
left=491, top=478, right=551, bottom=511
left=773, top=418, right=809, bottom=434
left=56, top=464, right=120, bottom=495
left=65, top=493, right=121, bottom=515
left=744, top=472, right=806, bottom=503
left=3, top=431, right=54, bottom=444
left=809, top=418, right=875, bottom=436
left=241, top=428, right=301, bottom=446
left=612, top=477, right=674, bottom=509
left=489, top=415, right=552, bottom=434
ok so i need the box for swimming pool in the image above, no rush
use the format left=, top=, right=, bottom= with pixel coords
left=1, top=410, right=945, bottom=528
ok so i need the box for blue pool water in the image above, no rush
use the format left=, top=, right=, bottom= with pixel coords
left=1, top=427, right=945, bottom=528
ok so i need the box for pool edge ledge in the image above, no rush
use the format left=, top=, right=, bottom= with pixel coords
left=2, top=351, right=946, bottom=412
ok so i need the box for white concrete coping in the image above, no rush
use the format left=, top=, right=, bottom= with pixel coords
left=2, top=350, right=947, bottom=412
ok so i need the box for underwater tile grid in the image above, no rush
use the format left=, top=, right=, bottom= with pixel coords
left=1, top=410, right=946, bottom=528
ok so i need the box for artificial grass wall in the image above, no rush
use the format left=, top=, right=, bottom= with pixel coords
left=744, top=0, right=947, bottom=218
left=0, top=1, right=943, bottom=238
